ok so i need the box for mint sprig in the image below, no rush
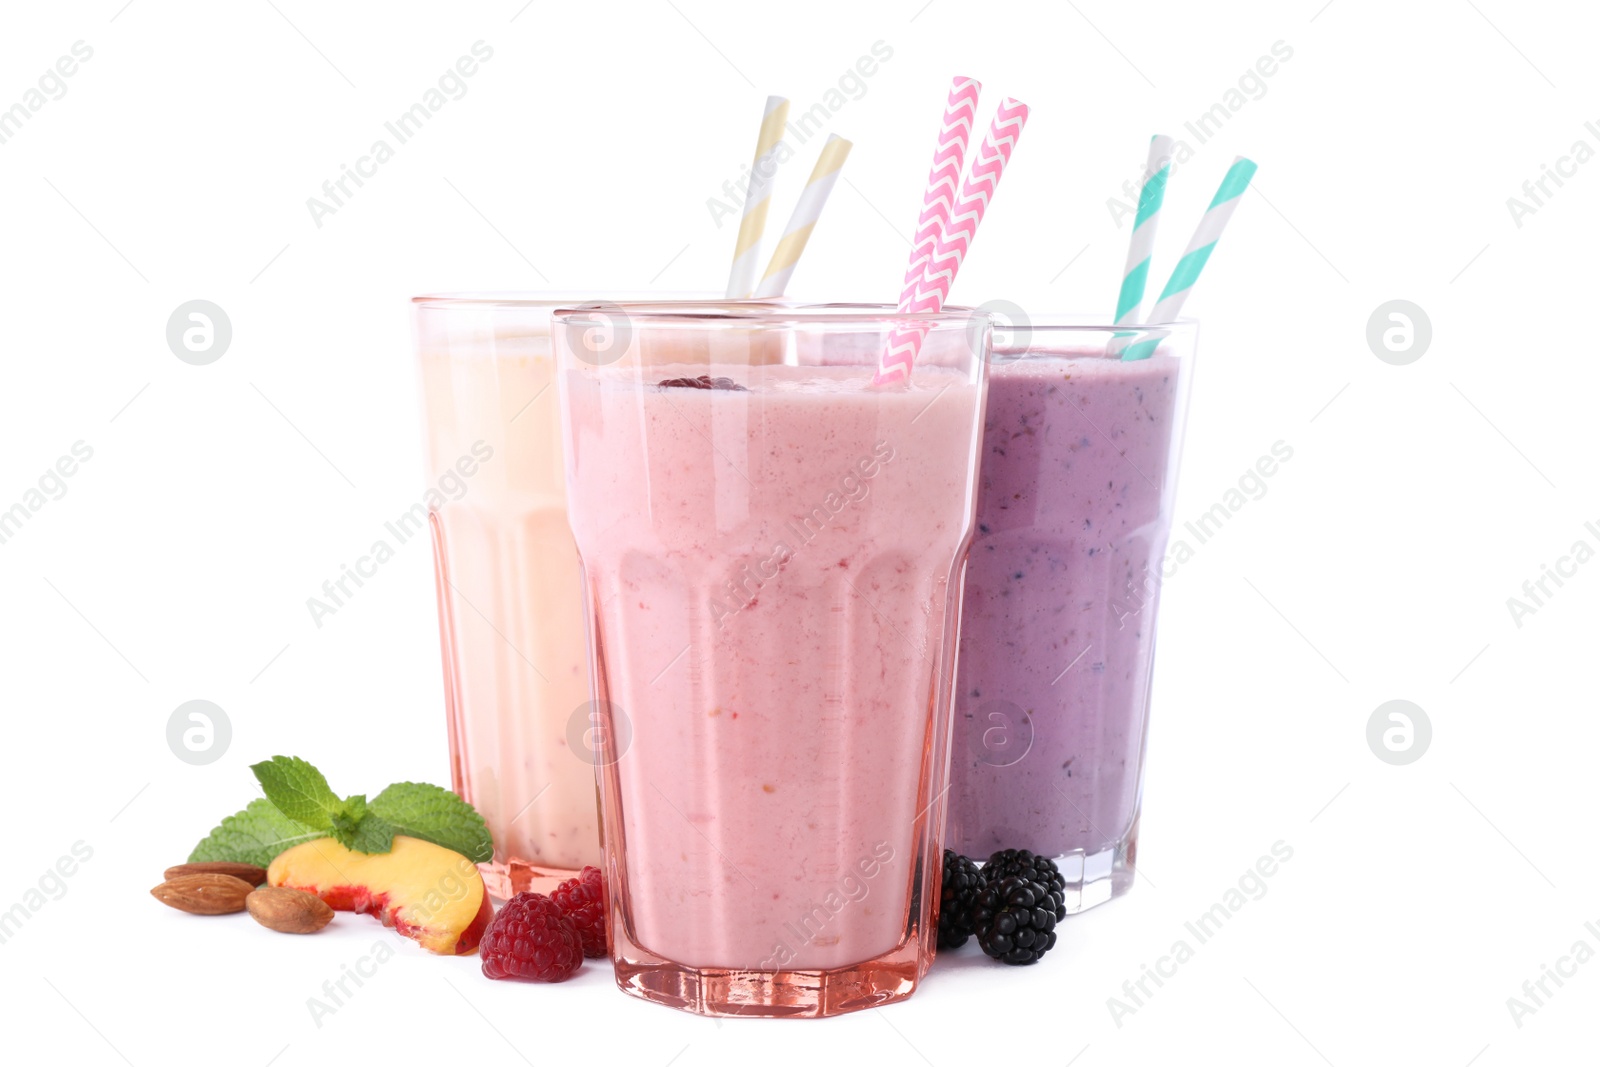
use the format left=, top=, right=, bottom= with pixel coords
left=187, top=756, right=494, bottom=867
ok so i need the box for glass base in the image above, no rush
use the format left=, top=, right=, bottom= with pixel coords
left=480, top=859, right=583, bottom=903
left=612, top=927, right=924, bottom=1018
left=614, top=957, right=919, bottom=1019
left=1054, top=826, right=1138, bottom=915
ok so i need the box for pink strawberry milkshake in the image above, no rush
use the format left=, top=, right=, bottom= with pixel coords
left=557, top=305, right=987, bottom=1016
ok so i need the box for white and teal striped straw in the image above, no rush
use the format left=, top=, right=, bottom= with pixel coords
left=1114, top=134, right=1175, bottom=328
left=1122, top=155, right=1258, bottom=361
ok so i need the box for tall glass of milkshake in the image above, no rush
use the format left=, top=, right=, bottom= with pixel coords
left=554, top=302, right=989, bottom=1017
left=944, top=319, right=1197, bottom=913
left=412, top=294, right=701, bottom=897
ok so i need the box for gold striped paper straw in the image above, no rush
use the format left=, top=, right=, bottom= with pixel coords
left=726, top=96, right=790, bottom=298
left=754, top=133, right=852, bottom=298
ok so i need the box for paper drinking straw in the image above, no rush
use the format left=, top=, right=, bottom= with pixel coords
left=874, top=97, right=1030, bottom=384
left=898, top=77, right=982, bottom=313
left=726, top=96, right=790, bottom=299
left=873, top=76, right=979, bottom=386
left=1121, top=156, right=1256, bottom=361
left=753, top=134, right=853, bottom=298
left=1114, top=134, right=1175, bottom=327
left=923, top=99, right=1030, bottom=308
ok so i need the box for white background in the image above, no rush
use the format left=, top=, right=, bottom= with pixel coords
left=2, top=0, right=1596, bottom=1063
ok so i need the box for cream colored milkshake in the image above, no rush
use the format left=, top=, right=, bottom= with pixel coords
left=413, top=296, right=605, bottom=895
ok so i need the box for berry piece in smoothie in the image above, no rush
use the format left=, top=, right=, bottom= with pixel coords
left=656, top=375, right=747, bottom=390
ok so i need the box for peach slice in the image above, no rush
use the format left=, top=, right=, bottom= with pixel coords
left=267, top=835, right=492, bottom=955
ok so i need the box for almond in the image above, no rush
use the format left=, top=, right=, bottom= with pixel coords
left=151, top=873, right=253, bottom=915
left=164, top=861, right=268, bottom=886
left=246, top=886, right=334, bottom=934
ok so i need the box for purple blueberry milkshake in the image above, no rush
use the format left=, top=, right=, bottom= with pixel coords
left=945, top=323, right=1196, bottom=911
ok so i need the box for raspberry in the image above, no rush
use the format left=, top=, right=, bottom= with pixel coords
left=550, top=865, right=608, bottom=959
left=480, top=893, right=583, bottom=982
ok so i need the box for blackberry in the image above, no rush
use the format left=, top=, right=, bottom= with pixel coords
left=983, top=848, right=1068, bottom=915
left=937, top=849, right=982, bottom=949
left=971, top=850, right=1068, bottom=965
left=972, top=875, right=1060, bottom=965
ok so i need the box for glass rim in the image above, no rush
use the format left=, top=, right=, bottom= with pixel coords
left=988, top=316, right=1198, bottom=364
left=411, top=290, right=717, bottom=308
left=991, top=314, right=1199, bottom=333
left=550, top=300, right=983, bottom=328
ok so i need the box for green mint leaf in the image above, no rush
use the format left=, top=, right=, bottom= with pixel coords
left=326, top=793, right=365, bottom=844
left=368, top=781, right=494, bottom=864
left=251, top=756, right=342, bottom=830
left=327, top=794, right=398, bottom=854
left=337, top=793, right=368, bottom=822
left=188, top=798, right=327, bottom=868
left=332, top=810, right=398, bottom=854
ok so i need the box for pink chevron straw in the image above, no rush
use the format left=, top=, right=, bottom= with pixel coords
left=875, top=96, right=1030, bottom=385
left=897, top=77, right=981, bottom=314
left=875, top=78, right=981, bottom=386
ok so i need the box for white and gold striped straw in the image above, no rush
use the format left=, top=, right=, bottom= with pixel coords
left=726, top=96, right=790, bottom=299
left=754, top=133, right=852, bottom=298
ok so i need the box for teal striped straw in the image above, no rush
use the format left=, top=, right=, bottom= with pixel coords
left=1114, top=134, right=1175, bottom=328
left=1122, top=155, right=1258, bottom=361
